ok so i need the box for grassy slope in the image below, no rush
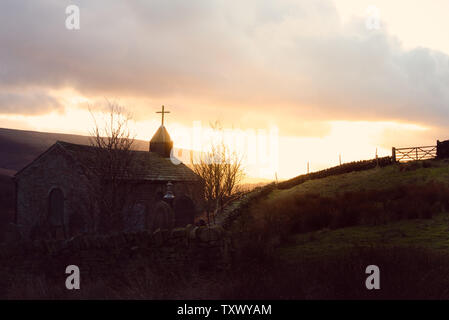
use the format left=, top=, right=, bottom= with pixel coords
left=225, top=159, right=449, bottom=299
left=263, top=160, right=449, bottom=259
left=273, top=160, right=449, bottom=199
left=282, top=213, right=449, bottom=259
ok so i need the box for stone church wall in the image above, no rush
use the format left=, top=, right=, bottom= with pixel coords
left=15, top=144, right=204, bottom=238
left=15, top=146, right=92, bottom=238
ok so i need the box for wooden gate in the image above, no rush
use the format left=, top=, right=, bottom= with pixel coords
left=392, top=146, right=436, bottom=162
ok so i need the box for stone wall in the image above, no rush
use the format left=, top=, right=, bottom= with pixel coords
left=216, top=184, right=276, bottom=229
left=0, top=225, right=228, bottom=295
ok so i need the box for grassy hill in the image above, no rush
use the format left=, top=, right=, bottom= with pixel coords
left=241, top=159, right=449, bottom=235
left=220, top=159, right=449, bottom=299
left=273, top=159, right=449, bottom=198
left=273, top=160, right=449, bottom=258
left=282, top=212, right=449, bottom=259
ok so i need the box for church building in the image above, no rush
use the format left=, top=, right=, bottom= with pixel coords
left=14, top=106, right=204, bottom=239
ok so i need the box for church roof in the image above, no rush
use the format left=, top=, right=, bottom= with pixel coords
left=150, top=125, right=172, bottom=143
left=16, top=141, right=201, bottom=182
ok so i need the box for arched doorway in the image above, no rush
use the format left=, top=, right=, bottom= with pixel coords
left=48, top=188, right=65, bottom=239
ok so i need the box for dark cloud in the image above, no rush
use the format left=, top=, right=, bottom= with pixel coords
left=0, top=0, right=448, bottom=131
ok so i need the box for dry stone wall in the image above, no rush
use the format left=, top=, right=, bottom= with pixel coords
left=0, top=224, right=228, bottom=294
left=216, top=184, right=276, bottom=230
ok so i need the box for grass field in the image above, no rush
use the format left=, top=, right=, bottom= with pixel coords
left=212, top=159, right=449, bottom=298
left=273, top=159, right=449, bottom=199
left=261, top=160, right=449, bottom=257
left=239, top=160, right=449, bottom=238
left=281, top=212, right=449, bottom=260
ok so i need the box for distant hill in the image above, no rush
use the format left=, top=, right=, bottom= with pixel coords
left=0, top=127, right=150, bottom=175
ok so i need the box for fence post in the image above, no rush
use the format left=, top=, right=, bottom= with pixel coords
left=392, top=147, right=396, bottom=162
left=437, top=140, right=440, bottom=159
left=376, top=149, right=379, bottom=167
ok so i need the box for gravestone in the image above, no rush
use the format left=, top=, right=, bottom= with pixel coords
left=173, top=195, right=195, bottom=227
left=124, top=202, right=147, bottom=232
left=150, top=200, right=174, bottom=230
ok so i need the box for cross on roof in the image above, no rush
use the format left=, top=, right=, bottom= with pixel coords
left=156, top=105, right=170, bottom=126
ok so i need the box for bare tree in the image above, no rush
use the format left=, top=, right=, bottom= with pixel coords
left=191, top=122, right=245, bottom=225
left=87, top=101, right=136, bottom=233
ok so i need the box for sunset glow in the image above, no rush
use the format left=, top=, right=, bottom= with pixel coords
left=1, top=0, right=448, bottom=180
left=3, top=1, right=449, bottom=302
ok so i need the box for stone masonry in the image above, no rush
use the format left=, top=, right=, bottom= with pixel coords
left=0, top=224, right=228, bottom=295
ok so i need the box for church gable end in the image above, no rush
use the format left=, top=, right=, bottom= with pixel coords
left=14, top=142, right=91, bottom=239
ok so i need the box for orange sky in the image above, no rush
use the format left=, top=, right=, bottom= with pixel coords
left=0, top=1, right=448, bottom=179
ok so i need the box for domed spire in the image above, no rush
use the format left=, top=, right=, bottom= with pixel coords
left=149, top=105, right=173, bottom=157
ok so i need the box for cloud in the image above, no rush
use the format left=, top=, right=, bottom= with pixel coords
left=0, top=0, right=448, bottom=133
left=378, top=123, right=449, bottom=149
left=0, top=91, right=63, bottom=115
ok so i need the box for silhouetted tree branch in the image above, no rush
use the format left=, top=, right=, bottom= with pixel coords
left=88, top=101, right=136, bottom=233
left=191, top=121, right=245, bottom=225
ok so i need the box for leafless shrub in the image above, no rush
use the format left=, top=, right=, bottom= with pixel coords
left=88, top=101, right=136, bottom=233
left=190, top=121, right=245, bottom=225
